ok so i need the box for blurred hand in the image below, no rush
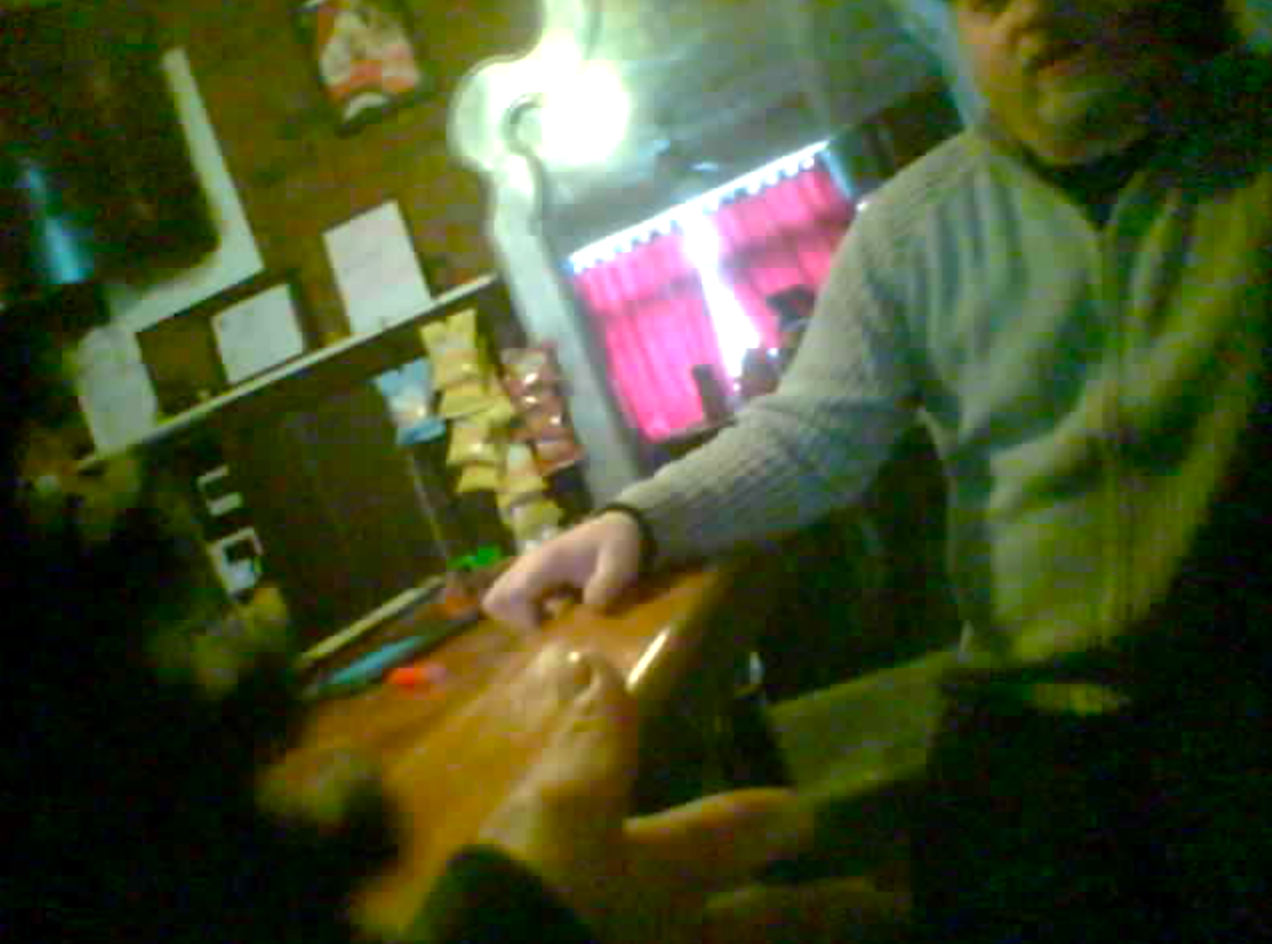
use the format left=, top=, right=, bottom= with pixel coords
left=478, top=648, right=814, bottom=944
left=482, top=512, right=644, bottom=631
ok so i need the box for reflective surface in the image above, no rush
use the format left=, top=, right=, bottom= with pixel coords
left=448, top=0, right=967, bottom=502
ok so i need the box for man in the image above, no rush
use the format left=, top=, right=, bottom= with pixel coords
left=486, top=0, right=1272, bottom=939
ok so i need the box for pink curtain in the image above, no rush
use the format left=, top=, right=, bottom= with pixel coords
left=709, top=159, right=855, bottom=349
left=573, top=229, right=729, bottom=442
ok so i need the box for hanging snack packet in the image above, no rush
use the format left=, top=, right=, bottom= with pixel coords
left=371, top=357, right=447, bottom=446
left=507, top=387, right=584, bottom=474
left=419, top=321, right=465, bottom=389
left=421, top=308, right=484, bottom=389
left=511, top=388, right=568, bottom=441
left=501, top=343, right=563, bottom=398
left=496, top=484, right=565, bottom=550
left=502, top=442, right=548, bottom=499
left=506, top=497, right=563, bottom=549
left=477, top=387, right=518, bottom=428
left=446, top=416, right=502, bottom=467
left=532, top=436, right=584, bottom=476
left=456, top=463, right=501, bottom=494
left=438, top=375, right=501, bottom=419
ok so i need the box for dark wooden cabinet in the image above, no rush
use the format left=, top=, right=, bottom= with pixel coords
left=211, top=277, right=530, bottom=645
left=219, top=382, right=449, bottom=642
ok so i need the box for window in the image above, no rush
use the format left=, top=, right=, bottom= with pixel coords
left=571, top=141, right=855, bottom=440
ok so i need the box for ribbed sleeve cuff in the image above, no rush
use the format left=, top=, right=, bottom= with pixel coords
left=596, top=502, right=659, bottom=578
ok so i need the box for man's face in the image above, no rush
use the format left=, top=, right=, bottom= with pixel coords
left=952, top=0, right=1213, bottom=165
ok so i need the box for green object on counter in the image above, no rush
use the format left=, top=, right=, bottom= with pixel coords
left=448, top=546, right=504, bottom=572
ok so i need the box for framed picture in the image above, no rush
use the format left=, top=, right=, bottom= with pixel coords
left=323, top=199, right=432, bottom=335
left=294, top=0, right=434, bottom=134
left=209, top=275, right=311, bottom=385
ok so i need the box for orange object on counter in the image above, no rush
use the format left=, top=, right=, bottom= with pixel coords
left=278, top=563, right=753, bottom=939
left=386, top=662, right=448, bottom=689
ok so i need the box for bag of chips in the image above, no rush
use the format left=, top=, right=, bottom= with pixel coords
left=421, top=309, right=485, bottom=390
left=456, top=464, right=501, bottom=494
left=501, top=442, right=547, bottom=498
left=371, top=357, right=446, bottom=446
left=501, top=342, right=563, bottom=398
left=446, top=416, right=502, bottom=467
left=438, top=376, right=502, bottom=419
left=476, top=388, right=518, bottom=428
left=506, top=497, right=563, bottom=544
left=531, top=437, right=584, bottom=475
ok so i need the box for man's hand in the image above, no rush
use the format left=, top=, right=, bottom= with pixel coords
left=482, top=512, right=644, bottom=631
left=477, top=648, right=815, bottom=944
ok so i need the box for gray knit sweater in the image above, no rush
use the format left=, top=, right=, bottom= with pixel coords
left=616, top=52, right=1272, bottom=665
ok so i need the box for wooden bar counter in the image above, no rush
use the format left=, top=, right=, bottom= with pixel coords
left=273, top=559, right=771, bottom=938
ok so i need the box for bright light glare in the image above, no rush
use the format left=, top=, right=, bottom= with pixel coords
left=681, top=211, right=759, bottom=380
left=537, top=60, right=629, bottom=165
left=533, top=31, right=586, bottom=84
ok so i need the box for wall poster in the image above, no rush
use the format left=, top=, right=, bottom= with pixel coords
left=294, top=0, right=434, bottom=134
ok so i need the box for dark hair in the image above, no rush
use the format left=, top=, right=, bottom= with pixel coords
left=4, top=320, right=396, bottom=943
left=942, top=0, right=1240, bottom=58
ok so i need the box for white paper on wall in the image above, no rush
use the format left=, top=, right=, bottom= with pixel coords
left=75, top=323, right=161, bottom=454
left=324, top=201, right=432, bottom=335
left=212, top=284, right=307, bottom=384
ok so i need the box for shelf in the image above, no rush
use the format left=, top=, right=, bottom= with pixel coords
left=78, top=273, right=498, bottom=470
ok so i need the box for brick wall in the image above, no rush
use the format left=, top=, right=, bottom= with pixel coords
left=151, top=0, right=537, bottom=344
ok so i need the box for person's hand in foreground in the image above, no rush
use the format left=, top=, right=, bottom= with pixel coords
left=477, top=646, right=815, bottom=944
left=482, top=512, right=644, bottom=631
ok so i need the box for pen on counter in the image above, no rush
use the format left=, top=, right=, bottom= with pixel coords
left=302, top=612, right=479, bottom=701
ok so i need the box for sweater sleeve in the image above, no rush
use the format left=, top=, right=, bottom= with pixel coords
left=616, top=207, right=919, bottom=568
left=410, top=845, right=600, bottom=944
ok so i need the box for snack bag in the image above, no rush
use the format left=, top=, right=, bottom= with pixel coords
left=496, top=484, right=564, bottom=552
left=438, top=376, right=501, bottom=419
left=498, top=343, right=584, bottom=475
left=456, top=464, right=501, bottom=494
left=507, top=388, right=583, bottom=474
left=421, top=308, right=484, bottom=389
left=531, top=436, right=584, bottom=475
left=506, top=497, right=563, bottom=549
left=477, top=387, right=518, bottom=428
left=501, top=342, right=563, bottom=398
left=371, top=357, right=446, bottom=446
left=446, top=416, right=503, bottom=467
left=510, top=388, right=566, bottom=439
left=502, top=442, right=547, bottom=499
